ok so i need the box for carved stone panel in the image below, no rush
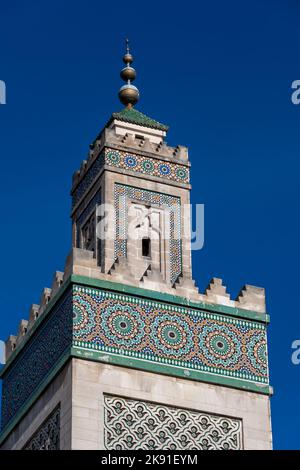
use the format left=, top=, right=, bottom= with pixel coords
left=104, top=395, right=243, bottom=450
left=23, top=406, right=60, bottom=450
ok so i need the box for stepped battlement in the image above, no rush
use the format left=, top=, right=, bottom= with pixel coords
left=72, top=126, right=189, bottom=194
left=4, top=249, right=266, bottom=363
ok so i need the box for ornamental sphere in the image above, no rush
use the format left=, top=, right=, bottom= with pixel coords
left=120, top=66, right=136, bottom=81
left=118, top=84, right=139, bottom=106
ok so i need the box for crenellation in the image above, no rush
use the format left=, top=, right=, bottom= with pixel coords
left=173, top=145, right=188, bottom=161
left=80, top=160, right=87, bottom=175
left=173, top=273, right=202, bottom=301
left=16, top=320, right=28, bottom=347
left=72, top=170, right=80, bottom=187
left=71, top=124, right=190, bottom=195
left=63, top=244, right=268, bottom=314
left=51, top=271, right=64, bottom=297
left=5, top=335, right=17, bottom=361
left=158, top=141, right=175, bottom=158
left=108, top=257, right=138, bottom=285
left=39, top=288, right=52, bottom=315
left=204, top=278, right=235, bottom=307
left=2, top=269, right=67, bottom=361
left=2, top=254, right=267, bottom=366
left=28, top=304, right=40, bottom=329
left=141, top=137, right=154, bottom=153
left=87, top=149, right=94, bottom=163
left=121, top=132, right=135, bottom=147
left=235, top=284, right=266, bottom=314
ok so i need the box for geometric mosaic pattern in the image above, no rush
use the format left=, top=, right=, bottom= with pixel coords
left=72, top=153, right=105, bottom=209
left=114, top=183, right=182, bottom=284
left=104, top=396, right=243, bottom=450
left=1, top=293, right=72, bottom=430
left=73, top=286, right=269, bottom=384
left=23, top=406, right=60, bottom=450
left=72, top=147, right=189, bottom=209
left=0, top=282, right=269, bottom=437
left=105, top=148, right=190, bottom=184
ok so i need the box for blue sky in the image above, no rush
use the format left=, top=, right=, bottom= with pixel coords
left=0, top=0, right=299, bottom=449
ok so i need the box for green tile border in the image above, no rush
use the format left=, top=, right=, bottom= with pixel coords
left=0, top=340, right=272, bottom=446
left=0, top=274, right=272, bottom=445
left=71, top=346, right=271, bottom=395
left=0, top=273, right=269, bottom=378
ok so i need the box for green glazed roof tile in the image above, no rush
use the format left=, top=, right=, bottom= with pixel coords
left=109, top=107, right=169, bottom=131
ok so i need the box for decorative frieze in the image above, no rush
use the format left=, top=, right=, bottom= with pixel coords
left=105, top=148, right=189, bottom=184
left=104, top=396, right=243, bottom=450
left=73, top=285, right=269, bottom=384
left=72, top=147, right=190, bottom=209
left=0, top=279, right=270, bottom=439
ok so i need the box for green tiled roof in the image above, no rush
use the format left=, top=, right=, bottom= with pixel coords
left=109, top=107, right=169, bottom=131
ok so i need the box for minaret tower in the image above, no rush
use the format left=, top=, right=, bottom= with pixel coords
left=0, top=42, right=272, bottom=450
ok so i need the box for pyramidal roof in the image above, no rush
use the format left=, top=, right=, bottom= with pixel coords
left=108, top=107, right=169, bottom=132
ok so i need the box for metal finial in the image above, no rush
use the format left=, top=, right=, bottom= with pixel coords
left=126, top=38, right=130, bottom=55
left=119, top=39, right=140, bottom=108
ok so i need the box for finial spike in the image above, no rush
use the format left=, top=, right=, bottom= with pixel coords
left=118, top=39, right=140, bottom=108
